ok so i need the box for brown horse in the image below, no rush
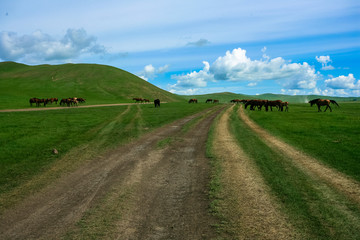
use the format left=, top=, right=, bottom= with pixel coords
left=213, top=99, right=219, bottom=103
left=280, top=101, right=289, bottom=112
left=133, top=97, right=144, bottom=103
left=245, top=99, right=267, bottom=111
left=309, top=99, right=339, bottom=112
left=265, top=100, right=282, bottom=112
left=188, top=99, right=198, bottom=103
left=205, top=99, right=213, bottom=103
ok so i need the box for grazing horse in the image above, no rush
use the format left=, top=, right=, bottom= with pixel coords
left=133, top=97, right=144, bottom=103
left=309, top=99, right=339, bottom=112
left=245, top=100, right=267, bottom=111
left=213, top=99, right=219, bottom=104
left=280, top=101, right=289, bottom=112
left=265, top=100, right=282, bottom=112
left=143, top=99, right=150, bottom=103
left=188, top=99, right=198, bottom=103
left=205, top=99, right=213, bottom=103
left=154, top=99, right=160, bottom=107
left=29, top=97, right=38, bottom=107
left=230, top=99, right=241, bottom=103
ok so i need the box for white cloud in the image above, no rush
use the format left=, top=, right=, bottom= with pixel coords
left=170, top=61, right=213, bottom=89
left=138, top=64, right=169, bottom=81
left=0, top=29, right=106, bottom=62
left=171, top=48, right=318, bottom=92
left=325, top=74, right=360, bottom=89
left=316, top=55, right=334, bottom=70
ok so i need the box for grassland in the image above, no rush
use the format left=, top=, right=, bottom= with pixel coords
left=0, top=102, right=215, bottom=211
left=245, top=102, right=360, bottom=181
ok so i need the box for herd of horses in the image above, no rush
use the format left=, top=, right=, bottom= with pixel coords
left=188, top=98, right=339, bottom=112
left=29, top=97, right=86, bottom=107
left=29, top=96, right=339, bottom=112
left=229, top=99, right=289, bottom=112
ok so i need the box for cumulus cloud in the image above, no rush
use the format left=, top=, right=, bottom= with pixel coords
left=170, top=61, right=213, bottom=89
left=138, top=64, right=169, bottom=81
left=186, top=39, right=210, bottom=47
left=0, top=28, right=106, bottom=62
left=316, top=55, right=334, bottom=70
left=325, top=74, right=360, bottom=89
left=171, top=48, right=319, bottom=93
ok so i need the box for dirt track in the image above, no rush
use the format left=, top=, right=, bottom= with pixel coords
left=0, top=106, right=224, bottom=239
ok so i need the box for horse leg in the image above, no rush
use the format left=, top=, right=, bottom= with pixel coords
left=317, top=104, right=321, bottom=112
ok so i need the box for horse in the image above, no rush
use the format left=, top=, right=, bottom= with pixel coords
left=205, top=99, right=213, bottom=103
left=245, top=99, right=267, bottom=111
left=29, top=97, right=38, bottom=107
left=309, top=99, right=339, bottom=112
left=188, top=99, right=198, bottom=103
left=133, top=97, right=143, bottom=103
left=280, top=101, right=289, bottom=112
left=143, top=99, right=150, bottom=103
left=213, top=99, right=219, bottom=104
left=154, top=99, right=160, bottom=107
left=265, top=100, right=282, bottom=112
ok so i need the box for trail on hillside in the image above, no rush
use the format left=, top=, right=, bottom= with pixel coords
left=238, top=105, right=360, bottom=206
left=212, top=105, right=297, bottom=239
left=0, top=105, right=224, bottom=240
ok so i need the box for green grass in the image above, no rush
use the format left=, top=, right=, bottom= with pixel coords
left=0, top=102, right=214, bottom=210
left=244, top=102, right=360, bottom=182
left=229, top=105, right=360, bottom=239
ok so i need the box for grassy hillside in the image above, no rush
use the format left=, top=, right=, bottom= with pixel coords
left=185, top=92, right=360, bottom=104
left=0, top=62, right=184, bottom=109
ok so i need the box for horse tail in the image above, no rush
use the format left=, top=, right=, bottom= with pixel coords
left=330, top=100, right=339, bottom=107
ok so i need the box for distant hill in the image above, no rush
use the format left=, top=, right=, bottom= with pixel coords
left=0, top=62, right=184, bottom=109
left=185, top=92, right=360, bottom=104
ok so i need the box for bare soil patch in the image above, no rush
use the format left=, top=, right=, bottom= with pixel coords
left=238, top=106, right=360, bottom=206
left=0, top=106, right=224, bottom=239
left=212, top=106, right=297, bottom=240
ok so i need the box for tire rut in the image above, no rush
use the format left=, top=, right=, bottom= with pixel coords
left=0, top=106, right=223, bottom=240
left=212, top=106, right=297, bottom=240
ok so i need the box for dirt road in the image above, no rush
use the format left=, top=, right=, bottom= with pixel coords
left=0, top=106, right=224, bottom=239
left=0, top=103, right=154, bottom=113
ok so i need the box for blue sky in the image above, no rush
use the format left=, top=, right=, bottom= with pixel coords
left=1, top=0, right=359, bottom=96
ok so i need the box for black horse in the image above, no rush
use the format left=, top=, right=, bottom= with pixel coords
left=154, top=99, right=160, bottom=108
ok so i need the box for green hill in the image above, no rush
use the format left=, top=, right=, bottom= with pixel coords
left=0, top=62, right=184, bottom=109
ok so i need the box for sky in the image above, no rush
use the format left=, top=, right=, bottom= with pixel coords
left=1, top=0, right=360, bottom=97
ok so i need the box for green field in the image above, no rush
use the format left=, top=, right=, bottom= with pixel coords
left=244, top=102, right=360, bottom=182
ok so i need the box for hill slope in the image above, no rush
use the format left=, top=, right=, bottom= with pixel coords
left=0, top=62, right=184, bottom=109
